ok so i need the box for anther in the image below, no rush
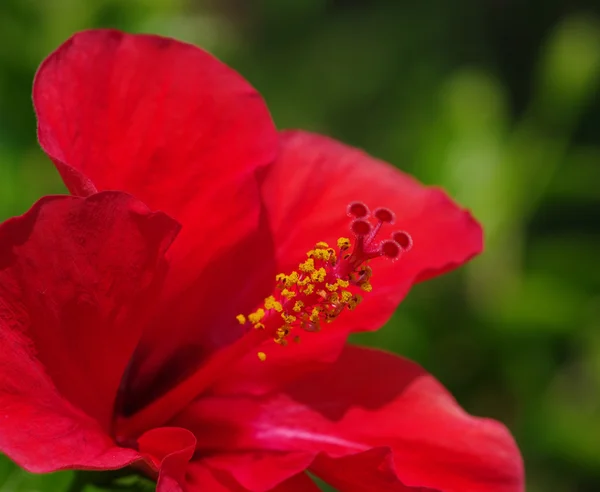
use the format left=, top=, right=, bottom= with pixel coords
left=347, top=201, right=370, bottom=218
left=392, top=231, right=413, bottom=252
left=337, top=237, right=351, bottom=250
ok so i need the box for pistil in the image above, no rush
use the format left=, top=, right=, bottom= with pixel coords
left=238, top=201, right=412, bottom=358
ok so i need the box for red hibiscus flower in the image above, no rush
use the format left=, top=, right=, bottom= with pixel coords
left=0, top=29, right=524, bottom=491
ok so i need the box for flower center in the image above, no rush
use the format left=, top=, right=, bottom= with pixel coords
left=237, top=202, right=413, bottom=360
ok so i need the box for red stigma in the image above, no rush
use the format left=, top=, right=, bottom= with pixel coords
left=380, top=239, right=402, bottom=259
left=374, top=207, right=395, bottom=224
left=347, top=201, right=370, bottom=218
left=392, top=231, right=413, bottom=251
left=351, top=218, right=372, bottom=237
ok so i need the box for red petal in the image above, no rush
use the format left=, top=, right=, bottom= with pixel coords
left=122, top=214, right=275, bottom=416
left=175, top=346, right=523, bottom=492
left=203, top=451, right=314, bottom=491
left=0, top=320, right=140, bottom=473
left=186, top=462, right=240, bottom=491
left=212, top=327, right=348, bottom=396
left=185, top=459, right=320, bottom=492
left=262, top=130, right=483, bottom=333
left=311, top=448, right=435, bottom=491
left=34, top=29, right=279, bottom=401
left=138, top=427, right=196, bottom=492
left=34, top=29, right=277, bottom=219
left=0, top=192, right=179, bottom=431
left=0, top=193, right=180, bottom=472
left=270, top=473, right=322, bottom=492
left=118, top=325, right=344, bottom=437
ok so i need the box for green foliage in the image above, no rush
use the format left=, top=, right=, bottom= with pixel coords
left=0, top=456, right=72, bottom=491
left=0, top=0, right=599, bottom=490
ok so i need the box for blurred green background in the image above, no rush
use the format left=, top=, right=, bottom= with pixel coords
left=1, top=0, right=599, bottom=491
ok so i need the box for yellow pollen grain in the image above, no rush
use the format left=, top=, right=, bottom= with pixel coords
left=297, top=277, right=311, bottom=286
left=310, top=247, right=331, bottom=261
left=337, top=237, right=351, bottom=250
left=286, top=271, right=299, bottom=287
left=325, top=282, right=339, bottom=292
left=299, top=258, right=315, bottom=273
left=302, top=283, right=315, bottom=295
left=311, top=267, right=327, bottom=283
left=281, top=288, right=296, bottom=299
left=248, top=308, right=265, bottom=324
left=236, top=314, right=246, bottom=325
left=276, top=327, right=290, bottom=338
left=337, top=279, right=350, bottom=288
left=360, top=282, right=373, bottom=292
left=248, top=236, right=381, bottom=359
left=341, top=291, right=353, bottom=303
left=348, top=295, right=362, bottom=311
left=264, top=296, right=283, bottom=312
